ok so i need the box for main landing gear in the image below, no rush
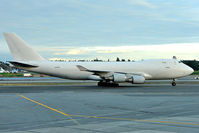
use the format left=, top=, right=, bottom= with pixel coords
left=98, top=81, right=119, bottom=87
left=171, top=79, right=176, bottom=86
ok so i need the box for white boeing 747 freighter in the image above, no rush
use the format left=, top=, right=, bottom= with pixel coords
left=3, top=33, right=193, bottom=86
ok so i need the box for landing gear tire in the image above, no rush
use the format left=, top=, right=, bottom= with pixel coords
left=98, top=81, right=119, bottom=87
left=97, top=81, right=104, bottom=86
left=172, top=82, right=176, bottom=86
left=111, top=83, right=119, bottom=87
left=171, top=79, right=176, bottom=86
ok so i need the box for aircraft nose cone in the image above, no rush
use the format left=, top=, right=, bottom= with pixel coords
left=189, top=67, right=194, bottom=74
left=186, top=66, right=194, bottom=75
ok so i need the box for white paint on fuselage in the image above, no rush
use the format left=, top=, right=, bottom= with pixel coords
left=22, top=59, right=193, bottom=81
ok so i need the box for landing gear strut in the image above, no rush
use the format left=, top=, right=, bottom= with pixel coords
left=171, top=79, right=176, bottom=86
left=98, top=81, right=119, bottom=87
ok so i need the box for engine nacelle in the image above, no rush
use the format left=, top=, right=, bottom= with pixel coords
left=113, top=73, right=145, bottom=84
left=131, top=75, right=145, bottom=84
left=111, top=73, right=145, bottom=84
left=113, top=73, right=128, bottom=82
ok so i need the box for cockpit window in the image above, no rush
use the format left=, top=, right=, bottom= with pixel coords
left=178, top=61, right=182, bottom=63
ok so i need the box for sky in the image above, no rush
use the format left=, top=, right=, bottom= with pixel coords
left=1, top=0, right=199, bottom=61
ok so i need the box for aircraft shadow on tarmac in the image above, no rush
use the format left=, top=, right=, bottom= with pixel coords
left=0, top=84, right=189, bottom=93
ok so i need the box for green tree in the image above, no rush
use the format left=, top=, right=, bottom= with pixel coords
left=116, top=57, right=120, bottom=62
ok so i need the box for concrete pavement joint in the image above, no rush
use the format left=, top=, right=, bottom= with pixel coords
left=17, top=94, right=199, bottom=127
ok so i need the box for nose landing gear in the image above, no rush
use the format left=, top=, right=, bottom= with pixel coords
left=172, top=79, right=176, bottom=86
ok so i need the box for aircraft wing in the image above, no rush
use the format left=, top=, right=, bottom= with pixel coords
left=77, top=65, right=109, bottom=74
left=76, top=65, right=112, bottom=79
left=76, top=65, right=145, bottom=80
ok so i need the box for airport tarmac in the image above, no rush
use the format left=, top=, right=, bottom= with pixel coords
left=0, top=81, right=199, bottom=132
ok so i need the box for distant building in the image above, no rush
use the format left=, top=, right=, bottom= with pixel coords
left=23, top=73, right=33, bottom=77
left=0, top=68, right=5, bottom=73
left=0, top=62, right=11, bottom=72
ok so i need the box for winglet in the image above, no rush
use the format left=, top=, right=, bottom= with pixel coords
left=76, top=65, right=89, bottom=71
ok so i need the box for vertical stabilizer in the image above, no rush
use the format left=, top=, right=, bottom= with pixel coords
left=3, top=33, right=45, bottom=61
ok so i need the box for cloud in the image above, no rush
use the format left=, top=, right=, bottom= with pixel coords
left=128, top=0, right=157, bottom=9
left=37, top=43, right=199, bottom=60
left=52, top=43, right=199, bottom=54
left=66, top=49, right=85, bottom=55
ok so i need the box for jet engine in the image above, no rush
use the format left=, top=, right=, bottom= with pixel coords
left=113, top=73, right=127, bottom=82
left=131, top=75, right=145, bottom=84
left=113, top=73, right=145, bottom=84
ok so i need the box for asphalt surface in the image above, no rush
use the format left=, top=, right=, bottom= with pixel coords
left=0, top=82, right=199, bottom=133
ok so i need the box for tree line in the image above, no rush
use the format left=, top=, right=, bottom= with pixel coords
left=182, top=60, right=199, bottom=71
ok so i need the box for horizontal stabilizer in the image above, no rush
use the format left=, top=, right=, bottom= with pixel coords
left=9, top=61, right=38, bottom=68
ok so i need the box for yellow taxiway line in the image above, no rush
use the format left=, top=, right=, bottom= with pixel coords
left=18, top=94, right=199, bottom=127
left=17, top=94, right=80, bottom=126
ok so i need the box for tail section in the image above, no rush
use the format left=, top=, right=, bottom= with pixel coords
left=3, top=33, right=45, bottom=61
